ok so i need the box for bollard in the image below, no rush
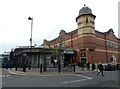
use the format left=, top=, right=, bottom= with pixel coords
left=40, top=64, right=42, bottom=74
left=23, top=67, right=26, bottom=72
left=29, top=61, right=31, bottom=70
left=24, top=66, right=26, bottom=72
left=15, top=63, right=18, bottom=71
left=73, top=64, right=75, bottom=72
left=58, top=64, right=61, bottom=73
left=23, top=64, right=26, bottom=72
left=92, top=64, right=95, bottom=71
left=15, top=66, right=17, bottom=71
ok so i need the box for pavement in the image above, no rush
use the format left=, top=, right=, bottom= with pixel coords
left=4, top=67, right=95, bottom=76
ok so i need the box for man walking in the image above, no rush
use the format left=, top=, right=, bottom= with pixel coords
left=97, top=62, right=104, bottom=76
left=86, top=62, right=90, bottom=71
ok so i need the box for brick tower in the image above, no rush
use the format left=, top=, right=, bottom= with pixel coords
left=76, top=5, right=96, bottom=64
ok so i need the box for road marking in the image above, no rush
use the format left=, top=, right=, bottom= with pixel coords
left=9, top=71, right=27, bottom=76
left=73, top=74, right=92, bottom=79
left=0, top=75, right=10, bottom=78
left=63, top=74, right=92, bottom=84
left=63, top=79, right=88, bottom=84
left=7, top=69, right=93, bottom=78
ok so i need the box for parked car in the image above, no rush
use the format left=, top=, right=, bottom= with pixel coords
left=107, top=64, right=115, bottom=71
left=102, top=63, right=108, bottom=70
left=102, top=63, right=116, bottom=71
left=2, top=61, right=15, bottom=68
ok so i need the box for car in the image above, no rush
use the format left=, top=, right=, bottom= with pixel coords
left=102, top=63, right=108, bottom=70
left=102, top=63, right=116, bottom=71
left=2, top=61, right=15, bottom=68
left=107, top=64, right=113, bottom=71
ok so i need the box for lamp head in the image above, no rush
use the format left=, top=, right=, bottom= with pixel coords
left=28, top=17, right=33, bottom=20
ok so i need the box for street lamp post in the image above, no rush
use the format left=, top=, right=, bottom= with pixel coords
left=28, top=16, right=33, bottom=70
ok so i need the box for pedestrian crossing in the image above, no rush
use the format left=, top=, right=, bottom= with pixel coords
left=0, top=75, right=10, bottom=78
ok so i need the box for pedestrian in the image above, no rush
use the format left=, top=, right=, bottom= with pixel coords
left=81, top=61, right=84, bottom=70
left=53, top=60, right=55, bottom=68
left=86, top=62, right=90, bottom=71
left=97, top=62, right=104, bottom=76
left=68, top=63, right=72, bottom=72
left=92, top=63, right=95, bottom=71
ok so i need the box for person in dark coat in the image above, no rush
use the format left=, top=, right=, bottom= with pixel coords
left=92, top=63, right=95, bottom=71
left=81, top=61, right=84, bottom=70
left=53, top=60, right=55, bottom=68
left=97, top=62, right=104, bottom=76
left=86, top=62, right=90, bottom=71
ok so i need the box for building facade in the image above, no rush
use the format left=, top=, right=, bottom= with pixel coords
left=13, top=46, right=74, bottom=68
left=43, top=5, right=120, bottom=65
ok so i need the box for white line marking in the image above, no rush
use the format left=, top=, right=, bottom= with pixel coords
left=63, top=74, right=92, bottom=84
left=6, top=75, right=10, bottom=77
left=0, top=75, right=10, bottom=77
left=63, top=79, right=88, bottom=84
left=74, top=74, right=92, bottom=79
left=9, top=71, right=27, bottom=75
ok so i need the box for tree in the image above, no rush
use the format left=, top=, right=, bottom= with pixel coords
left=51, top=48, right=61, bottom=61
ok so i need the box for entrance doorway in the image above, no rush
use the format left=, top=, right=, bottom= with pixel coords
left=81, top=58, right=86, bottom=64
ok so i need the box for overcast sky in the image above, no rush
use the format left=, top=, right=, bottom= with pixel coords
left=0, top=0, right=119, bottom=54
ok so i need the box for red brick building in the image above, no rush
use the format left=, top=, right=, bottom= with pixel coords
left=43, top=5, right=120, bottom=65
